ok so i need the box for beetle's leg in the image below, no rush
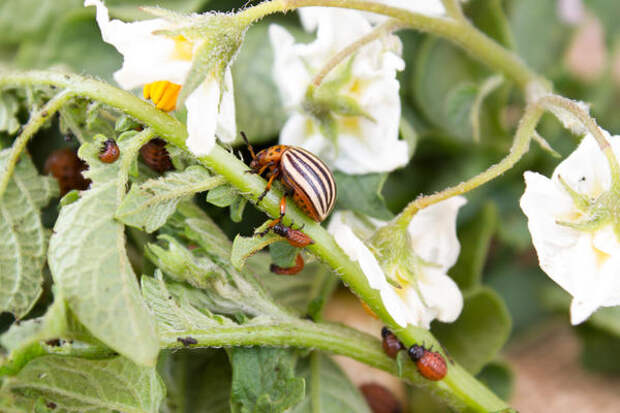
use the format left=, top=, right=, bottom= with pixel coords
left=257, top=219, right=278, bottom=237
left=240, top=131, right=257, bottom=161
left=245, top=161, right=273, bottom=175
left=257, top=167, right=280, bottom=203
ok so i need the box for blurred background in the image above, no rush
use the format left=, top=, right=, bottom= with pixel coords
left=1, top=0, right=619, bottom=411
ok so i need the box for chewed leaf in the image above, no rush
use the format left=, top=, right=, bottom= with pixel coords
left=116, top=165, right=225, bottom=233
left=1, top=355, right=164, bottom=413
left=231, top=222, right=281, bottom=270
left=0, top=150, right=58, bottom=318
left=48, top=138, right=159, bottom=366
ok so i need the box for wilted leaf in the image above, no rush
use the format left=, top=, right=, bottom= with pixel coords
left=116, top=165, right=225, bottom=232
left=48, top=138, right=159, bottom=366
left=0, top=151, right=58, bottom=318
left=290, top=352, right=371, bottom=413
left=2, top=355, right=165, bottom=413
left=229, top=347, right=305, bottom=413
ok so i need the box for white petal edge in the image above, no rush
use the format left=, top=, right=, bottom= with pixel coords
left=185, top=79, right=219, bottom=156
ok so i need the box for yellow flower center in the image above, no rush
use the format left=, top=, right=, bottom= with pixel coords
left=172, top=35, right=194, bottom=61
left=143, top=81, right=182, bottom=112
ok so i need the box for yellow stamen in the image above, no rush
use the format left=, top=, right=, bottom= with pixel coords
left=172, top=35, right=194, bottom=61
left=142, top=81, right=182, bottom=112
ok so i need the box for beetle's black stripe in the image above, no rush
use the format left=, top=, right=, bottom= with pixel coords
left=286, top=153, right=328, bottom=213
left=287, top=151, right=330, bottom=212
left=290, top=148, right=335, bottom=204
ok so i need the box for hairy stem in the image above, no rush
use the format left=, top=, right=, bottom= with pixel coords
left=538, top=94, right=620, bottom=188
left=0, top=90, right=74, bottom=197
left=394, top=103, right=544, bottom=229
left=0, top=71, right=507, bottom=412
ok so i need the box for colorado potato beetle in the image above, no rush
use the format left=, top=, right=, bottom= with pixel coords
left=242, top=132, right=336, bottom=223
left=261, top=221, right=314, bottom=248
left=408, top=344, right=447, bottom=381
left=381, top=327, right=404, bottom=359
left=98, top=138, right=120, bottom=163
left=44, top=148, right=90, bottom=195
left=140, top=138, right=173, bottom=173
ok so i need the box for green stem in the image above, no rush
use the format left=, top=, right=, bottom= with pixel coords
left=236, top=0, right=542, bottom=89
left=118, top=128, right=156, bottom=202
left=393, top=103, right=544, bottom=230
left=0, top=71, right=506, bottom=412
left=538, top=94, right=620, bottom=188
left=0, top=90, right=74, bottom=198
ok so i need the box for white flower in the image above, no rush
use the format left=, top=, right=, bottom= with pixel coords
left=328, top=196, right=466, bottom=328
left=520, top=131, right=620, bottom=325
left=269, top=8, right=408, bottom=174
left=85, top=0, right=236, bottom=156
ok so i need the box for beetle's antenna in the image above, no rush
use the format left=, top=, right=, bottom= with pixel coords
left=240, top=131, right=256, bottom=160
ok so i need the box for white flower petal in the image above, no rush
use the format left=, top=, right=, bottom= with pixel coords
left=215, top=69, right=237, bottom=143
left=418, top=267, right=464, bottom=324
left=570, top=298, right=600, bottom=325
left=380, top=288, right=411, bottom=327
left=185, top=80, right=220, bottom=156
left=85, top=0, right=191, bottom=89
left=408, top=196, right=467, bottom=270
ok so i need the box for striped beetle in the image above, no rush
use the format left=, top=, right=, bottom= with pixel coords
left=242, top=132, right=336, bottom=223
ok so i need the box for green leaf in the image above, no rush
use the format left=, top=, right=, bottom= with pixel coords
left=270, top=241, right=298, bottom=268
left=184, top=215, right=233, bottom=263
left=0, top=92, right=20, bottom=134
left=432, top=287, right=511, bottom=374
left=141, top=272, right=232, bottom=335
left=116, top=165, right=225, bottom=233
left=577, top=322, right=620, bottom=374
left=412, top=38, right=485, bottom=141
left=290, top=352, right=371, bottom=413
left=16, top=9, right=122, bottom=82
left=465, top=0, right=515, bottom=48
left=207, top=184, right=239, bottom=207
left=229, top=347, right=305, bottom=413
left=476, top=360, right=514, bottom=402
left=231, top=224, right=281, bottom=271
left=146, top=236, right=222, bottom=289
left=509, top=0, right=571, bottom=73
left=333, top=172, right=393, bottom=220
left=230, top=195, right=248, bottom=223
left=159, top=349, right=231, bottom=413
left=449, top=202, right=498, bottom=291
left=0, top=0, right=80, bottom=45
left=48, top=138, right=159, bottom=366
left=0, top=151, right=58, bottom=318
left=1, top=355, right=165, bottom=413
left=232, top=21, right=290, bottom=142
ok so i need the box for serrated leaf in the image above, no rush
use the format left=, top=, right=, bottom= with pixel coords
left=0, top=151, right=58, bottom=318
left=159, top=349, right=231, bottom=413
left=48, top=139, right=159, bottom=366
left=449, top=202, right=498, bottom=291
left=432, top=287, right=511, bottom=374
left=231, top=227, right=281, bottom=271
left=116, top=165, right=225, bottom=233
left=229, top=347, right=305, bottom=413
left=0, top=92, right=20, bottom=134
left=290, top=353, right=371, bottom=413
left=2, top=355, right=165, bottom=413
left=206, top=184, right=238, bottom=207
left=334, top=172, right=393, bottom=220
left=142, top=272, right=232, bottom=335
